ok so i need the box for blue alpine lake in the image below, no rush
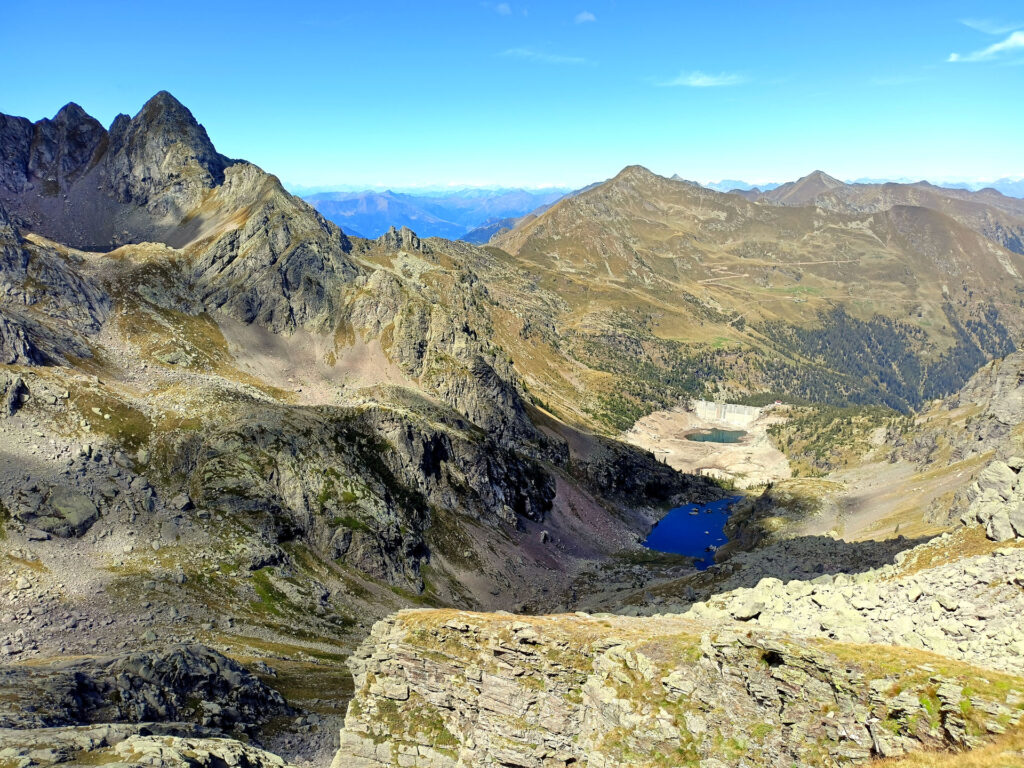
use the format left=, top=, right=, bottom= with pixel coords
left=642, top=495, right=743, bottom=569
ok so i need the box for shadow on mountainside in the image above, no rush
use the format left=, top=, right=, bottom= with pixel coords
left=574, top=532, right=935, bottom=615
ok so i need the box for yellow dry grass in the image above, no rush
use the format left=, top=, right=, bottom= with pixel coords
left=895, top=524, right=1024, bottom=578
left=876, top=727, right=1024, bottom=767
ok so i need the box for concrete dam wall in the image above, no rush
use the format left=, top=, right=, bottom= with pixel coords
left=691, top=400, right=762, bottom=427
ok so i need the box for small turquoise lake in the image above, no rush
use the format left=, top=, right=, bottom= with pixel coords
left=685, top=429, right=746, bottom=443
left=642, top=495, right=743, bottom=569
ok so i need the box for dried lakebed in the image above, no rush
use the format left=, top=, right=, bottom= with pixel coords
left=623, top=402, right=791, bottom=488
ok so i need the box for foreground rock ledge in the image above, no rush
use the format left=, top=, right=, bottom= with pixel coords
left=334, top=610, right=1024, bottom=768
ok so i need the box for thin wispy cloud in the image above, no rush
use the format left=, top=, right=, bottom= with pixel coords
left=960, top=18, right=1023, bottom=36
left=660, top=70, right=745, bottom=87
left=574, top=11, right=596, bottom=24
left=495, top=2, right=511, bottom=15
left=502, top=47, right=590, bottom=65
left=948, top=30, right=1024, bottom=62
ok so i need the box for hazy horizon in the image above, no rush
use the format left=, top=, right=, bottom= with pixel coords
left=283, top=171, right=1024, bottom=197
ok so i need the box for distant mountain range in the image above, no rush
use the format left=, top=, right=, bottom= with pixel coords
left=704, top=175, right=1024, bottom=198
left=302, top=187, right=569, bottom=240
left=301, top=174, right=1024, bottom=245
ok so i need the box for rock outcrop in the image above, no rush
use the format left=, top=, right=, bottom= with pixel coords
left=335, top=609, right=1024, bottom=768
left=960, top=459, right=1024, bottom=541
left=0, top=644, right=288, bottom=733
left=154, top=398, right=561, bottom=590
left=0, top=204, right=109, bottom=365
left=0, top=371, right=27, bottom=416
left=896, top=351, right=1024, bottom=472
left=0, top=725, right=298, bottom=768
left=185, top=161, right=359, bottom=335
left=679, top=533, right=1024, bottom=673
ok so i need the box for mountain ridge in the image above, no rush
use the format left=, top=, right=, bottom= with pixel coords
left=490, top=163, right=1022, bottom=415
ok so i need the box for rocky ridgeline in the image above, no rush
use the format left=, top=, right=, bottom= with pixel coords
left=960, top=458, right=1024, bottom=541
left=335, top=610, right=1024, bottom=768
left=674, top=531, right=1024, bottom=674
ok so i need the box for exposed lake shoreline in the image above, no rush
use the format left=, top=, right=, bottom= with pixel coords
left=622, top=400, right=792, bottom=488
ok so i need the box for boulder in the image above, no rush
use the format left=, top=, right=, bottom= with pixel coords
left=976, top=461, right=1018, bottom=501
left=986, top=511, right=1016, bottom=543
left=1008, top=504, right=1024, bottom=539
left=170, top=493, right=193, bottom=511
left=729, top=596, right=764, bottom=621
left=935, top=593, right=960, bottom=612
left=29, top=487, right=99, bottom=537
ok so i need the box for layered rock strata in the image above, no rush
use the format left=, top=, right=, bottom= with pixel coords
left=335, top=608, right=1024, bottom=768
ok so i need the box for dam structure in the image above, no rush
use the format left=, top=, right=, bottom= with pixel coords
left=691, top=399, right=762, bottom=428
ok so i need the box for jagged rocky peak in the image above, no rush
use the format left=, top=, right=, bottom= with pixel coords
left=108, top=90, right=231, bottom=204
left=46, top=102, right=108, bottom=175
left=0, top=101, right=106, bottom=194
left=377, top=224, right=424, bottom=251
left=0, top=91, right=235, bottom=248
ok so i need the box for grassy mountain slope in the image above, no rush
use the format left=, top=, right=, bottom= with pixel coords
left=489, top=165, right=1023, bottom=422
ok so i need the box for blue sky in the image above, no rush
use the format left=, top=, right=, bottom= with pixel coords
left=2, top=1, right=1023, bottom=188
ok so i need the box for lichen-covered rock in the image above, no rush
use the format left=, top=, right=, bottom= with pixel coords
left=334, top=610, right=1024, bottom=768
